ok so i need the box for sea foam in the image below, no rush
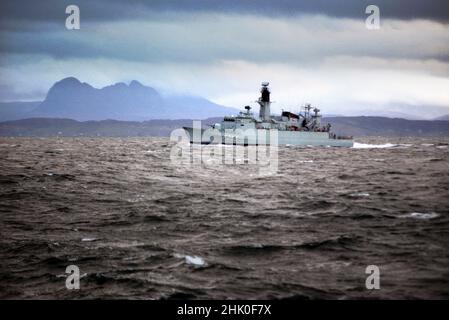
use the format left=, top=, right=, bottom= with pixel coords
left=399, top=212, right=440, bottom=220
left=352, top=142, right=397, bottom=149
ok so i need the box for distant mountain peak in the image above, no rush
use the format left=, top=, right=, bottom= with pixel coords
left=129, top=80, right=144, bottom=88
left=28, top=77, right=238, bottom=121
left=55, top=77, right=83, bottom=86
left=50, top=77, right=93, bottom=93
left=105, top=82, right=128, bottom=90
left=105, top=80, right=144, bottom=89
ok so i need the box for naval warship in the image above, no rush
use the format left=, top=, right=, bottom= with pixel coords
left=183, top=82, right=353, bottom=147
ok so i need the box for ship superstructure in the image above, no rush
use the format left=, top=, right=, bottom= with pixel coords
left=184, top=82, right=353, bottom=147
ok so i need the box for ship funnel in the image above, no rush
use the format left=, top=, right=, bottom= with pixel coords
left=258, top=82, right=271, bottom=121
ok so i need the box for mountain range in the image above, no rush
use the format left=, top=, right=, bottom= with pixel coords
left=1, top=77, right=449, bottom=122
left=0, top=77, right=239, bottom=122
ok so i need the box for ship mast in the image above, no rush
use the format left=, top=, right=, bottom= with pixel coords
left=257, top=82, right=271, bottom=122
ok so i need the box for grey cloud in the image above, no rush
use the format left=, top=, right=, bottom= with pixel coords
left=2, top=14, right=449, bottom=65
left=1, top=1, right=448, bottom=111
left=2, top=1, right=448, bottom=64
left=1, top=0, right=449, bottom=26
left=0, top=83, right=45, bottom=101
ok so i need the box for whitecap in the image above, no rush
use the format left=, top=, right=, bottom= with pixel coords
left=399, top=212, right=440, bottom=220
left=352, top=142, right=396, bottom=149
left=81, top=237, right=97, bottom=242
left=349, top=192, right=370, bottom=197
left=100, top=241, right=144, bottom=248
left=185, top=255, right=206, bottom=266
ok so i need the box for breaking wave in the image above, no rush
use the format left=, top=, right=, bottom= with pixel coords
left=399, top=212, right=440, bottom=220
left=352, top=142, right=397, bottom=149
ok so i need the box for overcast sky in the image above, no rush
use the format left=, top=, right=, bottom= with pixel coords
left=1, top=0, right=449, bottom=116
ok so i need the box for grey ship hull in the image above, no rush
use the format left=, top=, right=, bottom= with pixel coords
left=183, top=127, right=353, bottom=147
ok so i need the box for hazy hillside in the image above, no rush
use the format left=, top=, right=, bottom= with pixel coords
left=1, top=117, right=448, bottom=137
left=0, top=118, right=220, bottom=137
left=324, top=117, right=449, bottom=137
left=434, top=115, right=449, bottom=121
left=0, top=101, right=41, bottom=121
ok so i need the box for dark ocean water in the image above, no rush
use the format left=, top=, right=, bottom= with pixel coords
left=1, top=136, right=449, bottom=299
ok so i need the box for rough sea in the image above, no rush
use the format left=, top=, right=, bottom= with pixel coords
left=1, top=137, right=448, bottom=299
